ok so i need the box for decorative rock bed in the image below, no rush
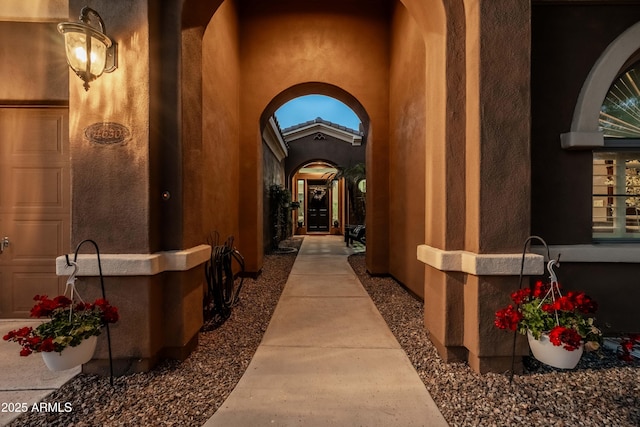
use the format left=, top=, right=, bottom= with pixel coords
left=9, top=245, right=639, bottom=426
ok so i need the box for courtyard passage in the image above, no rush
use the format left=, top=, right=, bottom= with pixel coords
left=203, top=235, right=447, bottom=426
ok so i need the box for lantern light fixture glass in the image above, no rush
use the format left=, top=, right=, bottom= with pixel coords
left=57, top=7, right=117, bottom=91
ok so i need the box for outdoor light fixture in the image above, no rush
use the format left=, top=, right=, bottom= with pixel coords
left=57, top=6, right=117, bottom=91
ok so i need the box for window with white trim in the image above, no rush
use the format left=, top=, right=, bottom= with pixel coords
left=594, top=60, right=640, bottom=239
left=593, top=152, right=640, bottom=239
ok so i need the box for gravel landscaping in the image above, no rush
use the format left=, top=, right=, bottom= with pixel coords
left=10, top=248, right=298, bottom=427
left=348, top=254, right=640, bottom=427
left=9, top=242, right=640, bottom=426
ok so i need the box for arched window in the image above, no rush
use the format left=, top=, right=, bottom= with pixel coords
left=599, top=61, right=640, bottom=138
left=593, top=60, right=640, bottom=239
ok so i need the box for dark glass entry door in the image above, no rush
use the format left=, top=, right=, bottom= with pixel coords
left=307, top=181, right=329, bottom=232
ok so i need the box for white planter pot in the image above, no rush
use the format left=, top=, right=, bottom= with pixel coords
left=527, top=331, right=583, bottom=369
left=41, top=335, right=97, bottom=372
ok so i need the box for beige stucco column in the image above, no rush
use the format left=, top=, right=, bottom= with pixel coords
left=463, top=0, right=532, bottom=373
left=62, top=0, right=206, bottom=374
left=420, top=0, right=538, bottom=373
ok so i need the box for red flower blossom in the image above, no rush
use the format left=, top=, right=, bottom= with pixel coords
left=552, top=295, right=575, bottom=312
left=53, top=295, right=72, bottom=306
left=570, top=292, right=598, bottom=314
left=541, top=303, right=555, bottom=313
left=532, top=281, right=551, bottom=298
left=495, top=305, right=522, bottom=331
left=94, top=298, right=119, bottom=323
left=618, top=335, right=637, bottom=362
left=30, top=294, right=72, bottom=318
left=510, top=288, right=531, bottom=305
left=75, top=302, right=92, bottom=311
left=549, top=326, right=582, bottom=351
left=39, top=337, right=55, bottom=352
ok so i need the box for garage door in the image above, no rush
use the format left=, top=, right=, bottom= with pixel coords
left=0, top=107, right=70, bottom=318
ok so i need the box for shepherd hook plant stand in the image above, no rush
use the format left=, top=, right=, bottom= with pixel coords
left=65, top=239, right=114, bottom=386
left=510, top=235, right=556, bottom=383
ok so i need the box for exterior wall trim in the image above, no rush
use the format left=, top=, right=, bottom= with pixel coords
left=55, top=245, right=212, bottom=276
left=532, top=244, right=640, bottom=263
left=560, top=131, right=604, bottom=149
left=417, top=245, right=544, bottom=276
left=283, top=121, right=362, bottom=146
left=263, top=117, right=289, bottom=162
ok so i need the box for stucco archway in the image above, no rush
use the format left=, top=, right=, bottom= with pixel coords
left=179, top=0, right=533, bottom=373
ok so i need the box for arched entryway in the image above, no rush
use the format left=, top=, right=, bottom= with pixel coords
left=292, top=162, right=341, bottom=234
left=181, top=0, right=532, bottom=374
left=180, top=0, right=456, bottom=278
left=2, top=0, right=535, bottom=375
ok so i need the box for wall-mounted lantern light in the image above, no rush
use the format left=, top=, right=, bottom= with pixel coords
left=57, top=6, right=117, bottom=91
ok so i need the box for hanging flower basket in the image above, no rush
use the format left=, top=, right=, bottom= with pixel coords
left=495, top=259, right=601, bottom=369
left=2, top=262, right=118, bottom=372
left=41, top=335, right=98, bottom=371
left=527, top=331, right=584, bottom=369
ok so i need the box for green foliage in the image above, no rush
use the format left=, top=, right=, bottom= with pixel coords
left=35, top=309, right=105, bottom=349
left=519, top=299, right=556, bottom=339
left=268, top=184, right=293, bottom=250
left=324, top=163, right=366, bottom=225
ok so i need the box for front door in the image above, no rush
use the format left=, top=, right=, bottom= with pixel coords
left=307, top=181, right=329, bottom=232
left=0, top=107, right=70, bottom=318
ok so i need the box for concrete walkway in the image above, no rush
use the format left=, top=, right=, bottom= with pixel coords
left=204, top=235, right=448, bottom=427
left=0, top=320, right=80, bottom=426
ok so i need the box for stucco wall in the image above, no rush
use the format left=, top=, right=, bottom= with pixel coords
left=202, top=0, right=241, bottom=245
left=464, top=0, right=531, bottom=254
left=285, top=135, right=366, bottom=181
left=68, top=0, right=151, bottom=253
left=531, top=4, right=640, bottom=334
left=236, top=1, right=390, bottom=273
left=389, top=3, right=426, bottom=298
left=531, top=4, right=640, bottom=244
left=0, top=22, right=68, bottom=102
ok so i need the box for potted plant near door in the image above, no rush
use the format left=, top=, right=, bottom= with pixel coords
left=494, top=261, right=602, bottom=369
left=3, top=294, right=118, bottom=371
left=331, top=220, right=341, bottom=235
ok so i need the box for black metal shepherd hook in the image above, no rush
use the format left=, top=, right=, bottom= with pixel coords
left=65, top=239, right=114, bottom=386
left=509, top=235, right=558, bottom=383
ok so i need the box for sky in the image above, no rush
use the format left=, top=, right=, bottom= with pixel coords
left=275, top=95, right=361, bottom=131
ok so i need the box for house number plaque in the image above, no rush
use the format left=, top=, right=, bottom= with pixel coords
left=85, top=122, right=130, bottom=145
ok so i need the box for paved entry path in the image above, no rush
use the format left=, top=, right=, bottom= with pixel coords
left=203, top=235, right=448, bottom=427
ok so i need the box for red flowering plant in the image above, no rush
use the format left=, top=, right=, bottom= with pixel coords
left=618, top=334, right=640, bottom=362
left=3, top=294, right=118, bottom=356
left=495, top=280, right=602, bottom=352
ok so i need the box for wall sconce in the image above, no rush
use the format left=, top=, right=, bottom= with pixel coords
left=57, top=6, right=117, bottom=91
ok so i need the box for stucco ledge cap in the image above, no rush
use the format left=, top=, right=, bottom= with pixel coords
left=55, top=244, right=212, bottom=277
left=417, top=245, right=544, bottom=276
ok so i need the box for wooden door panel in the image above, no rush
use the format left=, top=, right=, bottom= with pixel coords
left=11, top=220, right=66, bottom=261
left=11, top=117, right=64, bottom=155
left=11, top=167, right=66, bottom=208
left=0, top=107, right=69, bottom=318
